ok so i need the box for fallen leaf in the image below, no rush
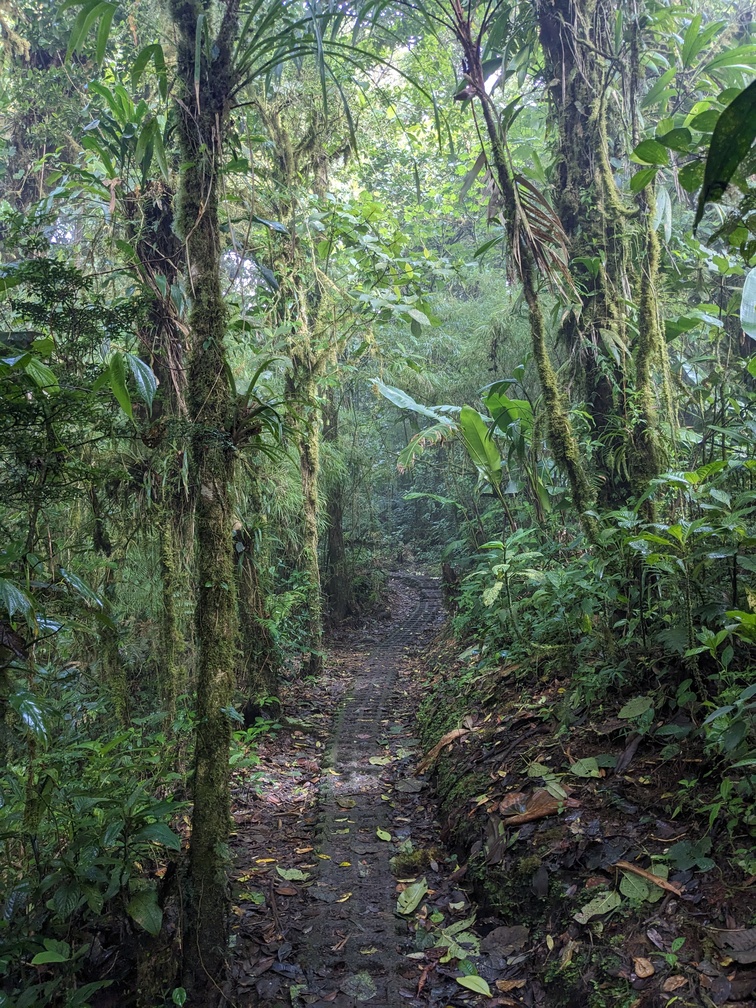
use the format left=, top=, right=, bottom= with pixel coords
left=573, top=890, right=622, bottom=924
left=276, top=867, right=310, bottom=881
left=369, top=756, right=392, bottom=765
left=505, top=787, right=580, bottom=826
left=612, top=861, right=683, bottom=896
left=417, top=728, right=472, bottom=773
left=376, top=828, right=391, bottom=841
left=662, top=975, right=688, bottom=992
left=295, top=847, right=314, bottom=854
left=396, top=779, right=424, bottom=793
left=340, top=972, right=378, bottom=1001
left=397, top=878, right=428, bottom=915
left=633, top=957, right=655, bottom=978
left=456, top=975, right=491, bottom=997
left=274, top=886, right=297, bottom=896
left=498, top=792, right=528, bottom=816
left=336, top=892, right=352, bottom=902
left=360, top=947, right=378, bottom=955
left=336, top=797, right=356, bottom=808
left=709, top=926, right=756, bottom=964
left=338, top=861, right=351, bottom=867
left=496, top=978, right=527, bottom=992
left=255, top=858, right=276, bottom=864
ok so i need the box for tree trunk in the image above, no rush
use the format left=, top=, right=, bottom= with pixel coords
left=168, top=0, right=240, bottom=998
left=236, top=475, right=279, bottom=704
left=323, top=392, right=356, bottom=623
left=287, top=363, right=324, bottom=676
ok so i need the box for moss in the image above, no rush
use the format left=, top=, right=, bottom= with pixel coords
left=390, top=847, right=444, bottom=877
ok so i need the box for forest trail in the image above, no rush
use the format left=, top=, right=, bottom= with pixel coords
left=226, top=571, right=481, bottom=1008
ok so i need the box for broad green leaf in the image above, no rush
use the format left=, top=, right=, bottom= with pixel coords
left=630, top=167, right=658, bottom=192
left=0, top=577, right=33, bottom=619
left=31, top=949, right=70, bottom=965
left=482, top=581, right=503, bottom=607
left=680, top=14, right=702, bottom=67
left=570, top=757, right=600, bottom=778
left=618, top=696, right=653, bottom=719
left=24, top=357, right=59, bottom=393
left=695, top=80, right=756, bottom=227
left=275, top=866, right=310, bottom=881
left=678, top=160, right=703, bottom=193
left=741, top=268, right=756, bottom=339
left=94, top=2, right=116, bottom=64
left=631, top=140, right=669, bottom=166
left=641, top=68, right=676, bottom=109
left=371, top=379, right=449, bottom=423
left=376, top=828, right=391, bottom=841
left=527, top=762, right=553, bottom=777
left=133, top=822, right=181, bottom=851
left=657, top=127, right=692, bottom=152
left=573, top=890, right=622, bottom=923
left=459, top=406, right=501, bottom=488
left=8, top=690, right=48, bottom=743
left=397, top=877, right=428, bottom=915
left=108, top=352, right=133, bottom=419
left=456, top=975, right=491, bottom=997
left=619, top=871, right=650, bottom=901
left=60, top=567, right=104, bottom=609
left=689, top=109, right=720, bottom=132
left=127, top=889, right=163, bottom=935
left=125, top=353, right=158, bottom=409
left=703, top=45, right=756, bottom=73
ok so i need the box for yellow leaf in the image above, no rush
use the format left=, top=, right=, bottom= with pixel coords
left=317, top=854, right=331, bottom=860
left=336, top=892, right=352, bottom=902
left=255, top=858, right=276, bottom=864
left=339, top=861, right=351, bottom=867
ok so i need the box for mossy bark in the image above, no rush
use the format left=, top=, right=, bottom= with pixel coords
left=236, top=476, right=279, bottom=703
left=536, top=0, right=665, bottom=503
left=167, top=0, right=240, bottom=998
left=323, top=393, right=356, bottom=622
left=462, top=42, right=597, bottom=538
left=286, top=359, right=325, bottom=675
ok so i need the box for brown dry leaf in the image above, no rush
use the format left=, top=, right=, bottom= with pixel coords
left=662, top=975, right=687, bottom=992
left=633, top=957, right=654, bottom=979
left=709, top=927, right=756, bottom=964
left=505, top=787, right=580, bottom=826
left=496, top=978, right=527, bottom=992
left=417, top=727, right=471, bottom=773
left=274, top=885, right=297, bottom=896
left=498, top=792, right=529, bottom=816
left=612, top=860, right=683, bottom=896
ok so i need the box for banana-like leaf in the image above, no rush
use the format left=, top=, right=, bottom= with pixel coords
left=460, top=406, right=502, bottom=487
left=695, top=80, right=756, bottom=228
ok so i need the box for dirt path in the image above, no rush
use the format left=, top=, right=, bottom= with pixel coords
left=298, top=572, right=445, bottom=1005
left=226, top=571, right=484, bottom=1008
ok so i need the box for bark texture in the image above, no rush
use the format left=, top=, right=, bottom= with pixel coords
left=168, top=0, right=240, bottom=998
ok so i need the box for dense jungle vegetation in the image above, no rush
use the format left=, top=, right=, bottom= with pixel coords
left=1, top=0, right=756, bottom=1005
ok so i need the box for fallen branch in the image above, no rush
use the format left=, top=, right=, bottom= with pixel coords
left=612, top=860, right=683, bottom=896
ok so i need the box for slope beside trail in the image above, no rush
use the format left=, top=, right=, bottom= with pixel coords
left=225, top=572, right=507, bottom=1008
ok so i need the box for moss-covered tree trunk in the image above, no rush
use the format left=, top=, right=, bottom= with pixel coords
left=167, top=0, right=240, bottom=998
left=536, top=0, right=666, bottom=501
left=236, top=474, right=279, bottom=704
left=453, top=17, right=597, bottom=537
left=323, top=392, right=356, bottom=622
left=286, top=356, right=325, bottom=675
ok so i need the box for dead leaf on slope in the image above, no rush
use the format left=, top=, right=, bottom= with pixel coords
left=503, top=787, right=580, bottom=825
left=417, top=727, right=472, bottom=773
